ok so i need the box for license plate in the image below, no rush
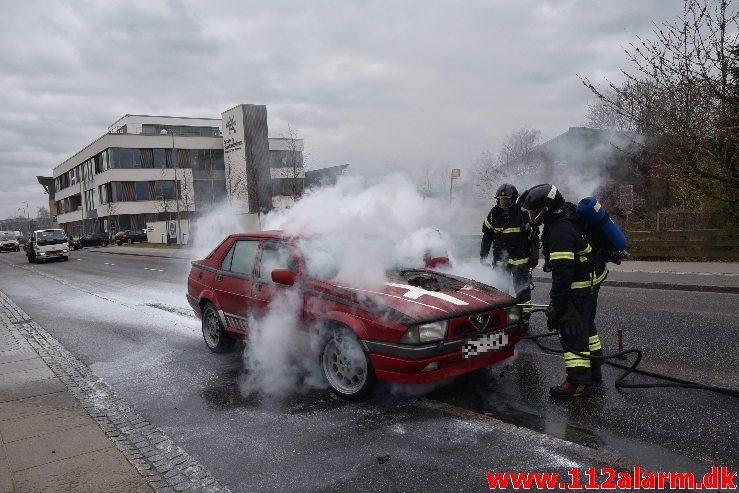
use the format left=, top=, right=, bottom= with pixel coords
left=463, top=331, right=509, bottom=358
left=49, top=253, right=59, bottom=257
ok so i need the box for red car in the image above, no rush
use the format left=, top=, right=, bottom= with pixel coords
left=187, top=231, right=525, bottom=400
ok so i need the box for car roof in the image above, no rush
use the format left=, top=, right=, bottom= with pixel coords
left=229, top=230, right=286, bottom=240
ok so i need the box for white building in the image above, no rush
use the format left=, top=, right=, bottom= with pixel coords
left=52, top=104, right=304, bottom=240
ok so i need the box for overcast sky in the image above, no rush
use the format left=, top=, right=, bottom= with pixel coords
left=0, top=0, right=687, bottom=219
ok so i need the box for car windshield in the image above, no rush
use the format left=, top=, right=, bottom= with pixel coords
left=297, top=234, right=394, bottom=281
left=36, top=230, right=67, bottom=246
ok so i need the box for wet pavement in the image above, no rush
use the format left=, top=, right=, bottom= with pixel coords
left=0, top=249, right=737, bottom=491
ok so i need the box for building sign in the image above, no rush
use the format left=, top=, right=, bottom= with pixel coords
left=222, top=106, right=249, bottom=214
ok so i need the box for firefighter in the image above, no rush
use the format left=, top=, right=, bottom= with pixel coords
left=521, top=184, right=608, bottom=398
left=480, top=183, right=539, bottom=325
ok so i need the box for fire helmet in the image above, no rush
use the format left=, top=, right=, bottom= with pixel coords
left=495, top=183, right=518, bottom=208
left=521, top=184, right=564, bottom=224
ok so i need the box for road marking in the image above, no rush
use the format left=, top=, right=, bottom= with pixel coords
left=103, top=262, right=116, bottom=266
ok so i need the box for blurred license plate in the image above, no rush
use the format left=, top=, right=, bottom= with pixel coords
left=49, top=253, right=59, bottom=256
left=463, top=331, right=509, bottom=359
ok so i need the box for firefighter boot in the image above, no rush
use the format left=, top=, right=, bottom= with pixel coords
left=549, top=381, right=592, bottom=398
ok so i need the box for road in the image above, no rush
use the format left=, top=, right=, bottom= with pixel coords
left=0, top=248, right=737, bottom=492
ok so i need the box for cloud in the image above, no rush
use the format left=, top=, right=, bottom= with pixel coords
left=0, top=0, right=685, bottom=217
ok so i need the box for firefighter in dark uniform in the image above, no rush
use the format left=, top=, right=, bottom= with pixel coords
left=521, top=184, right=608, bottom=398
left=480, top=184, right=539, bottom=325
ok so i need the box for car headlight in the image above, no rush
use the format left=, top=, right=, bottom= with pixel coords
left=62, top=249, right=68, bottom=253
left=400, top=320, right=448, bottom=344
left=38, top=252, right=46, bottom=256
left=505, top=306, right=522, bottom=325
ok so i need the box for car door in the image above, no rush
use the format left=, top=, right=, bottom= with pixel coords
left=213, top=239, right=259, bottom=334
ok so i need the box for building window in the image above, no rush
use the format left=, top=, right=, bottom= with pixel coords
left=153, top=149, right=166, bottom=169
left=154, top=181, right=178, bottom=200
left=135, top=181, right=150, bottom=200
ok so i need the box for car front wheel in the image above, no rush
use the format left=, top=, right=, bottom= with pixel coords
left=320, top=328, right=376, bottom=400
left=102, top=241, right=108, bottom=247
left=202, top=303, right=234, bottom=353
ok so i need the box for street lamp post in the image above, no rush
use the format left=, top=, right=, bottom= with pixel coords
left=167, top=130, right=183, bottom=245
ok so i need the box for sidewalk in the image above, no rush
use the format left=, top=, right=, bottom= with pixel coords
left=532, top=260, right=739, bottom=293
left=0, top=302, right=151, bottom=491
left=0, top=292, right=226, bottom=493
left=91, top=245, right=739, bottom=293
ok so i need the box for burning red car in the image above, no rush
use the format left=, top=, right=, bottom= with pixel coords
left=187, top=231, right=525, bottom=399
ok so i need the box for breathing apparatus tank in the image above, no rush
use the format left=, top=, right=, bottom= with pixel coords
left=576, top=197, right=627, bottom=252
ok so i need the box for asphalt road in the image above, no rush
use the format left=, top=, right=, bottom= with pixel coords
left=0, top=248, right=737, bottom=492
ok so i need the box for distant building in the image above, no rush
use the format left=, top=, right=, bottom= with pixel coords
left=305, top=164, right=349, bottom=189
left=52, top=104, right=306, bottom=238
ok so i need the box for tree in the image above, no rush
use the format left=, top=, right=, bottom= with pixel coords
left=102, top=196, right=119, bottom=237
left=281, top=124, right=305, bottom=199
left=581, top=0, right=739, bottom=222
left=474, top=127, right=542, bottom=198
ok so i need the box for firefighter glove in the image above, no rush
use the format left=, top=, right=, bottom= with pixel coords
left=544, top=303, right=564, bottom=332
left=557, top=303, right=584, bottom=337
left=527, top=243, right=540, bottom=268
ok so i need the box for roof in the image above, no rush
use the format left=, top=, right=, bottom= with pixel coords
left=230, top=230, right=285, bottom=239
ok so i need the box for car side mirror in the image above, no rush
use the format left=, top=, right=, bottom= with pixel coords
left=271, top=268, right=297, bottom=286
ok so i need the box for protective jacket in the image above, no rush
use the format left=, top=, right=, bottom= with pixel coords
left=480, top=203, right=533, bottom=265
left=542, top=203, right=608, bottom=305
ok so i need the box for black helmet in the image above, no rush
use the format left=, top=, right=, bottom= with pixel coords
left=521, top=184, right=564, bottom=224
left=495, top=183, right=518, bottom=209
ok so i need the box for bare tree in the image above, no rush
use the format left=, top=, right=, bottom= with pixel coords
left=282, top=124, right=305, bottom=198
left=416, top=164, right=447, bottom=197
left=474, top=127, right=542, bottom=198
left=179, top=174, right=194, bottom=234
left=102, top=197, right=119, bottom=238
left=581, top=0, right=739, bottom=220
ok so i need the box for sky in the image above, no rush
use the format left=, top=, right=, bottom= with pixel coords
left=0, top=0, right=688, bottom=219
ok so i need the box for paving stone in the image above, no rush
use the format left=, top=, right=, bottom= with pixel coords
left=0, top=377, right=66, bottom=402
left=13, top=448, right=151, bottom=493
left=6, top=423, right=113, bottom=471
left=0, top=406, right=97, bottom=442
left=0, top=391, right=80, bottom=421
left=0, top=458, right=12, bottom=493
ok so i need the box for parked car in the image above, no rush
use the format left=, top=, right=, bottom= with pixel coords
left=187, top=231, right=524, bottom=400
left=26, top=229, right=69, bottom=263
left=114, top=230, right=147, bottom=245
left=79, top=233, right=110, bottom=247
left=0, top=232, right=20, bottom=252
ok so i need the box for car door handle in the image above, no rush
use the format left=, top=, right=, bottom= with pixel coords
left=216, top=274, right=223, bottom=282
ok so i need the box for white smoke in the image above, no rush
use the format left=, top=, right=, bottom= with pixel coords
left=239, top=289, right=326, bottom=399
left=188, top=173, right=520, bottom=399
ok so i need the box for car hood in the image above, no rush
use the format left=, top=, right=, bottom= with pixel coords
left=311, top=269, right=514, bottom=324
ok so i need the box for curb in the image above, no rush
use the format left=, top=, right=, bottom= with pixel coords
left=0, top=290, right=229, bottom=493
left=87, top=249, right=191, bottom=261
left=532, top=277, right=739, bottom=294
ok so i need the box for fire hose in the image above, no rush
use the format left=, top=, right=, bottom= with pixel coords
left=518, top=304, right=739, bottom=399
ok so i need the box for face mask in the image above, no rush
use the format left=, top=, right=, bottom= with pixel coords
left=497, top=196, right=513, bottom=208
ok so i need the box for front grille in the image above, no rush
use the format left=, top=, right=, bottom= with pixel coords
left=448, top=309, right=506, bottom=339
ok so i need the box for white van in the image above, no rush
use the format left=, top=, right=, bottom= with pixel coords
left=26, top=229, right=69, bottom=263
